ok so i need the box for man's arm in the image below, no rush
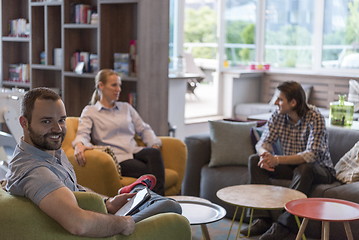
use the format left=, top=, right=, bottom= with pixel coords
left=39, top=187, right=135, bottom=237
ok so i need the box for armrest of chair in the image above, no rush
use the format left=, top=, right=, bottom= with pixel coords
left=0, top=189, right=113, bottom=240
left=159, top=136, right=187, bottom=195
left=0, top=189, right=191, bottom=240
left=182, top=134, right=211, bottom=196
left=76, top=193, right=190, bottom=240
left=67, top=148, right=122, bottom=197
left=119, top=213, right=191, bottom=240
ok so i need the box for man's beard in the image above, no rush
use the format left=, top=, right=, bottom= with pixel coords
left=28, top=126, right=65, bottom=151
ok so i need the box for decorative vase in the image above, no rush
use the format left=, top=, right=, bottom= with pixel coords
left=329, top=95, right=354, bottom=126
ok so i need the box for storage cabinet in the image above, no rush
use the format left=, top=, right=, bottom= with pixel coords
left=0, top=0, right=169, bottom=135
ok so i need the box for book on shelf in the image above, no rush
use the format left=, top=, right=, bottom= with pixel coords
left=9, top=18, right=29, bottom=37
left=54, top=48, right=62, bottom=67
left=8, top=64, right=29, bottom=83
left=71, top=3, right=96, bottom=24
left=71, top=51, right=97, bottom=73
left=89, top=54, right=99, bottom=73
left=114, top=53, right=130, bottom=77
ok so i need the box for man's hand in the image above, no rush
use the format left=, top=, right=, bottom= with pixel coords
left=258, top=152, right=278, bottom=172
left=74, top=143, right=93, bottom=167
left=105, top=193, right=137, bottom=214
left=120, top=216, right=136, bottom=236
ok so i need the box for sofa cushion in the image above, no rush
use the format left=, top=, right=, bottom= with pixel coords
left=327, top=127, right=359, bottom=165
left=323, top=181, right=359, bottom=203
left=208, top=120, right=256, bottom=167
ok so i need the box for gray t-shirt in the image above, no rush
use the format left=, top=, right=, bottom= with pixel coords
left=6, top=139, right=85, bottom=205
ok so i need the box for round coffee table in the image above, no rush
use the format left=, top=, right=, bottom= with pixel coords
left=285, top=198, right=359, bottom=240
left=216, top=184, right=307, bottom=239
left=170, top=195, right=226, bottom=240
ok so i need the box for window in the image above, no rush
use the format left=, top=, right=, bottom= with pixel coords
left=184, top=0, right=218, bottom=119
left=170, top=0, right=359, bottom=121
left=225, top=0, right=257, bottom=67
left=264, top=0, right=314, bottom=68
left=322, top=0, right=359, bottom=69
left=184, top=0, right=218, bottom=59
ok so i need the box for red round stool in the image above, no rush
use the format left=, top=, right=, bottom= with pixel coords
left=285, top=198, right=359, bottom=240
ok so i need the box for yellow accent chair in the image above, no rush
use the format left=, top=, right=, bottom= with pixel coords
left=62, top=117, right=187, bottom=197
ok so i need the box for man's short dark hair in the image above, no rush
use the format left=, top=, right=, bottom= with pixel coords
left=277, top=81, right=309, bottom=117
left=21, top=87, right=61, bottom=123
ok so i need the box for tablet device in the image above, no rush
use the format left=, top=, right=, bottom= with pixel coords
left=115, top=187, right=151, bottom=216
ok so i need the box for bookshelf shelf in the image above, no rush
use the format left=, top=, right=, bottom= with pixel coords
left=2, top=36, right=30, bottom=42
left=31, top=64, right=62, bottom=70
left=2, top=81, right=30, bottom=88
left=30, top=1, right=62, bottom=7
left=1, top=0, right=169, bottom=135
left=100, top=0, right=138, bottom=4
left=63, top=24, right=98, bottom=29
left=63, top=71, right=96, bottom=78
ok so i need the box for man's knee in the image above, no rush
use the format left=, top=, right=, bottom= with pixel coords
left=294, top=163, right=314, bottom=178
left=157, top=198, right=182, bottom=214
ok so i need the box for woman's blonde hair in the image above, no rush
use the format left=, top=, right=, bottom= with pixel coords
left=90, top=69, right=120, bottom=105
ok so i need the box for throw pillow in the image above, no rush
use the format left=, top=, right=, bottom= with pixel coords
left=335, top=141, right=359, bottom=183
left=93, top=146, right=121, bottom=176
left=208, top=120, right=256, bottom=167
left=348, top=79, right=359, bottom=112
left=250, top=126, right=282, bottom=155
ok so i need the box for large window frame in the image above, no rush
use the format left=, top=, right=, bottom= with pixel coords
left=170, top=0, right=359, bottom=118
left=171, top=0, right=359, bottom=73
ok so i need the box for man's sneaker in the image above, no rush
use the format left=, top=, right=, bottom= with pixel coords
left=259, top=222, right=295, bottom=240
left=240, top=218, right=272, bottom=236
left=118, top=174, right=157, bottom=194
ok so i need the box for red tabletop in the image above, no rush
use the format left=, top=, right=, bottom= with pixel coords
left=285, top=198, right=359, bottom=222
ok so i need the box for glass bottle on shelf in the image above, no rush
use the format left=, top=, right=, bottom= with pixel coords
left=329, top=94, right=354, bottom=127
left=176, top=55, right=186, bottom=75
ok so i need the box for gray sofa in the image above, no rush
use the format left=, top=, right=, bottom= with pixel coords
left=182, top=126, right=359, bottom=239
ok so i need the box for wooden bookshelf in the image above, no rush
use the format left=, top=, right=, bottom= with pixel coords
left=0, top=0, right=30, bottom=88
left=0, top=0, right=169, bottom=135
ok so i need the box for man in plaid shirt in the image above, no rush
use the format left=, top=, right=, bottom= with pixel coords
left=242, top=81, right=335, bottom=240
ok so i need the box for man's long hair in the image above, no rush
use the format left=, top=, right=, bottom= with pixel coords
left=277, top=81, right=309, bottom=117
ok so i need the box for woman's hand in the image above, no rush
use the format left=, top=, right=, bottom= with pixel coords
left=105, top=193, right=137, bottom=214
left=74, top=143, right=93, bottom=167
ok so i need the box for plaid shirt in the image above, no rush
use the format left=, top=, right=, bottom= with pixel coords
left=256, top=106, right=335, bottom=175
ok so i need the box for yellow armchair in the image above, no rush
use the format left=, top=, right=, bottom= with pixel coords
left=62, top=117, right=187, bottom=197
